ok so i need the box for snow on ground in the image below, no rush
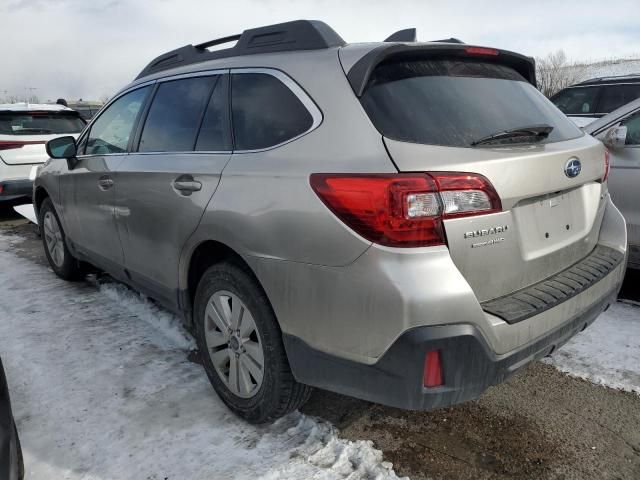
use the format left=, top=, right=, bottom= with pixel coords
left=544, top=301, right=640, bottom=394
left=0, top=232, right=405, bottom=480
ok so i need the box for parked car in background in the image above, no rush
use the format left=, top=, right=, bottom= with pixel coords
left=585, top=97, right=640, bottom=269
left=35, top=20, right=626, bottom=424
left=0, top=103, right=85, bottom=204
left=551, top=74, right=640, bottom=127
left=0, top=357, right=23, bottom=480
left=65, top=100, right=104, bottom=121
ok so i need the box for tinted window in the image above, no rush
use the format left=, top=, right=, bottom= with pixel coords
left=552, top=87, right=600, bottom=115
left=361, top=59, right=582, bottom=148
left=0, top=111, right=85, bottom=135
left=86, top=87, right=149, bottom=155
left=622, top=112, right=640, bottom=145
left=195, top=75, right=232, bottom=151
left=598, top=84, right=640, bottom=114
left=139, top=76, right=216, bottom=152
left=231, top=73, right=313, bottom=150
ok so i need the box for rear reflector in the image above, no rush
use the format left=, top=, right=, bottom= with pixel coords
left=0, top=140, right=46, bottom=151
left=310, top=172, right=501, bottom=247
left=603, top=149, right=611, bottom=182
left=423, top=350, right=443, bottom=388
left=465, top=46, right=499, bottom=56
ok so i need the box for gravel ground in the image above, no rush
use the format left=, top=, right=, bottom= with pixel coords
left=2, top=206, right=639, bottom=479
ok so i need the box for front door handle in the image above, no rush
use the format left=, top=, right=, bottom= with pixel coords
left=98, top=175, right=114, bottom=190
left=173, top=175, right=202, bottom=196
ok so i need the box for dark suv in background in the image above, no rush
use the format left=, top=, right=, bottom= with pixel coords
left=551, top=74, right=640, bottom=127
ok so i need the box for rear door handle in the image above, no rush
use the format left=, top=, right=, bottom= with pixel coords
left=98, top=175, right=114, bottom=190
left=173, top=175, right=202, bottom=196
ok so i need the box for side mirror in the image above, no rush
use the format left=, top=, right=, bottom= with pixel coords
left=603, top=125, right=627, bottom=150
left=46, top=136, right=77, bottom=159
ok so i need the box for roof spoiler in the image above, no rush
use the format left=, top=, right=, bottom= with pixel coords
left=347, top=44, right=537, bottom=97
left=135, top=20, right=346, bottom=80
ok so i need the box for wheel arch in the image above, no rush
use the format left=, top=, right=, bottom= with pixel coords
left=183, top=239, right=272, bottom=327
left=33, top=185, right=50, bottom=218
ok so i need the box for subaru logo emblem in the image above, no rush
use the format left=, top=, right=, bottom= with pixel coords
left=564, top=157, right=582, bottom=178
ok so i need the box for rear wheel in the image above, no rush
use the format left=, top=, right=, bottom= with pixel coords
left=194, top=261, right=311, bottom=423
left=39, top=198, right=83, bottom=280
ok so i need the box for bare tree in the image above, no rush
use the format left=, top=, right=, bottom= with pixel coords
left=536, top=50, right=586, bottom=98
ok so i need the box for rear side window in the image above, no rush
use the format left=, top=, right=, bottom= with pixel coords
left=139, top=76, right=216, bottom=152
left=0, top=111, right=84, bottom=135
left=231, top=73, right=313, bottom=150
left=195, top=75, right=232, bottom=151
left=361, top=59, right=583, bottom=148
left=86, top=87, right=149, bottom=155
left=598, top=84, right=640, bottom=114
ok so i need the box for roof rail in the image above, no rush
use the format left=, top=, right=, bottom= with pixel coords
left=135, top=20, right=346, bottom=80
left=384, top=28, right=417, bottom=42
left=576, top=73, right=640, bottom=85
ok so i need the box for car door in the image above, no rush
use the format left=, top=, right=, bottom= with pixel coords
left=59, top=86, right=151, bottom=270
left=603, top=112, right=640, bottom=263
left=115, top=72, right=231, bottom=308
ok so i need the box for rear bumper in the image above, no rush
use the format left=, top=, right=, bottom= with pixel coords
left=284, top=285, right=620, bottom=410
left=0, top=179, right=32, bottom=202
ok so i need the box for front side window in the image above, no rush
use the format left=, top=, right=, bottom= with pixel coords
left=361, top=59, right=582, bottom=148
left=231, top=73, right=313, bottom=150
left=552, top=87, right=600, bottom=115
left=621, top=112, right=640, bottom=145
left=138, top=76, right=217, bottom=152
left=598, top=84, right=640, bottom=114
left=86, top=87, right=149, bottom=155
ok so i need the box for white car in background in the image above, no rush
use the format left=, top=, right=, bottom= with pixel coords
left=0, top=103, right=85, bottom=204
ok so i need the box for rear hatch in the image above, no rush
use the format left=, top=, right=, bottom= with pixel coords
left=351, top=48, right=608, bottom=302
left=0, top=110, right=85, bottom=165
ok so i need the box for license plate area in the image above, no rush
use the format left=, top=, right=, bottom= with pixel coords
left=512, top=185, right=598, bottom=261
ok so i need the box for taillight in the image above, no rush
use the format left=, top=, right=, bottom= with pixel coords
left=603, top=149, right=611, bottom=182
left=423, top=350, right=443, bottom=388
left=465, top=46, right=499, bottom=56
left=0, top=140, right=46, bottom=151
left=310, top=172, right=501, bottom=248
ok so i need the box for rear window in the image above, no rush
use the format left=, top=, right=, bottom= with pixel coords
left=0, top=111, right=85, bottom=135
left=361, top=59, right=583, bottom=148
left=551, top=87, right=600, bottom=115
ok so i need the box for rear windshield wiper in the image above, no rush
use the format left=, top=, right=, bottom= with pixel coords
left=471, top=124, right=554, bottom=147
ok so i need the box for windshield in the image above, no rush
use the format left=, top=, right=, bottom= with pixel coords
left=360, top=59, right=583, bottom=148
left=0, top=111, right=85, bottom=135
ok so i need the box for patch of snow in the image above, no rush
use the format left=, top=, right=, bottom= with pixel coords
left=544, top=302, right=640, bottom=394
left=577, top=58, right=640, bottom=81
left=0, top=231, right=406, bottom=480
left=96, top=280, right=195, bottom=351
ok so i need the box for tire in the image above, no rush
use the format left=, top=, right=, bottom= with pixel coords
left=194, top=261, right=311, bottom=423
left=38, top=198, right=83, bottom=281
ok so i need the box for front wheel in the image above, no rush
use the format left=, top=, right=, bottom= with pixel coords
left=194, top=261, right=311, bottom=423
left=38, top=198, right=83, bottom=281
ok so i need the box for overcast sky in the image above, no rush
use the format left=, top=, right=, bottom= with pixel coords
left=2, top=0, right=639, bottom=102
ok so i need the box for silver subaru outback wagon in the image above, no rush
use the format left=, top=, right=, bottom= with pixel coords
left=35, top=20, right=627, bottom=423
